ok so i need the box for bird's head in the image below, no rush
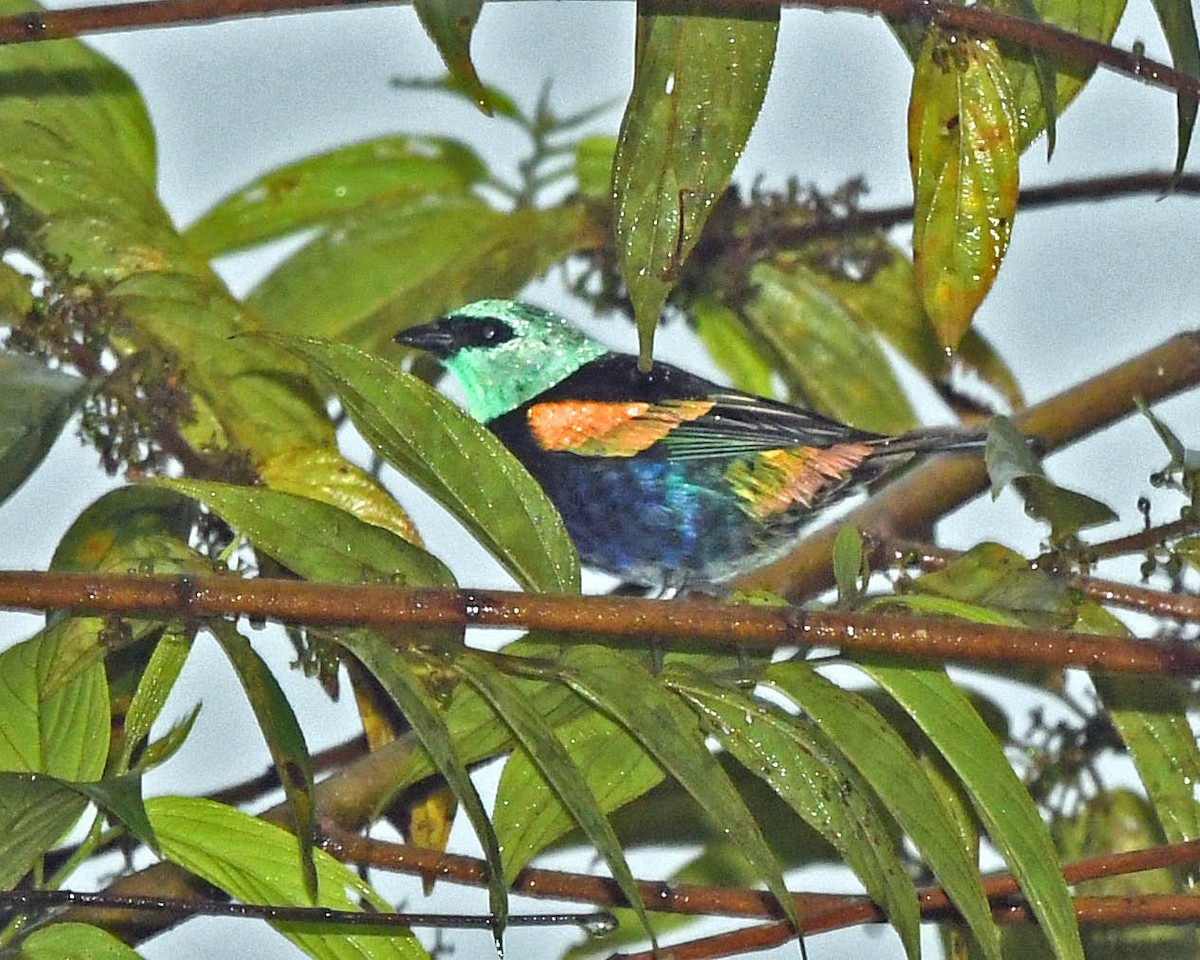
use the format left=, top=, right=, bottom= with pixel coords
left=395, top=299, right=607, bottom=422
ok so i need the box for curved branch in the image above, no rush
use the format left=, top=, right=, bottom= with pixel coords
left=0, top=0, right=1197, bottom=101
left=4, top=570, right=1200, bottom=675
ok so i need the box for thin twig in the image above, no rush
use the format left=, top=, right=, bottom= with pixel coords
left=751, top=172, right=1200, bottom=251
left=1086, top=518, right=1200, bottom=561
left=4, top=571, right=1200, bottom=675
left=0, top=0, right=1196, bottom=102
left=0, top=888, right=612, bottom=932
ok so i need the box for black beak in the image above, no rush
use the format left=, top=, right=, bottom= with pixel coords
left=393, top=320, right=456, bottom=358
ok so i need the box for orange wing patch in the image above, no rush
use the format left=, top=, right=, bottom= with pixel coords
left=726, top=443, right=874, bottom=519
left=528, top=399, right=715, bottom=457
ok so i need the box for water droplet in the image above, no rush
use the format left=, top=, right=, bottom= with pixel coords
left=581, top=913, right=619, bottom=938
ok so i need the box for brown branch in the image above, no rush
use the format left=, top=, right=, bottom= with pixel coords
left=0, top=0, right=1196, bottom=100
left=5, top=571, right=1200, bottom=675
left=1086, top=518, right=1200, bottom=561
left=321, top=825, right=1200, bottom=921
left=753, top=172, right=1200, bottom=251
left=885, top=539, right=1200, bottom=623
left=734, top=330, right=1200, bottom=601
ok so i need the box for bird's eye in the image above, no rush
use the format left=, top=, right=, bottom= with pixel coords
left=463, top=317, right=514, bottom=348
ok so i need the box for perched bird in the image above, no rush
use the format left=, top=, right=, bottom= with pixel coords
left=395, top=299, right=987, bottom=589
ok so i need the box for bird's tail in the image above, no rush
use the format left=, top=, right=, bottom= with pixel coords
left=870, top=425, right=992, bottom=457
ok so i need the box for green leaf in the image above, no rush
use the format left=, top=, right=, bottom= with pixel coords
left=767, top=662, right=1002, bottom=960
left=70, top=774, right=157, bottom=854
left=118, top=627, right=196, bottom=774
left=494, top=700, right=664, bottom=868
left=50, top=486, right=195, bottom=574
left=986, top=416, right=1117, bottom=543
left=691, top=297, right=776, bottom=398
left=906, top=542, right=1075, bottom=628
left=669, top=672, right=920, bottom=959
left=270, top=335, right=579, bottom=593
left=613, top=0, right=778, bottom=363
left=909, top=29, right=1019, bottom=349
left=211, top=622, right=317, bottom=900
left=249, top=194, right=594, bottom=353
left=860, top=661, right=1083, bottom=960
left=1072, top=602, right=1200, bottom=845
left=184, top=136, right=486, bottom=257
left=573, top=135, right=617, bottom=203
left=1001, top=0, right=1127, bottom=153
left=157, top=478, right=453, bottom=588
left=334, top=636, right=508, bottom=934
left=0, top=8, right=334, bottom=464
left=553, top=645, right=802, bottom=937
left=832, top=523, right=866, bottom=607
left=414, top=0, right=492, bottom=115
left=19, top=922, right=142, bottom=960
left=0, top=774, right=88, bottom=889
left=800, top=242, right=1023, bottom=413
left=0, top=630, right=108, bottom=781
left=391, top=74, right=522, bottom=121
left=1151, top=0, right=1200, bottom=178
left=0, top=351, right=87, bottom=507
left=148, top=796, right=428, bottom=960
left=257, top=446, right=424, bottom=546
left=454, top=655, right=656, bottom=948
left=743, top=261, right=915, bottom=432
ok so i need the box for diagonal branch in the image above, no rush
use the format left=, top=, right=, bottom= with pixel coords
left=0, top=0, right=1196, bottom=101
left=733, top=329, right=1200, bottom=600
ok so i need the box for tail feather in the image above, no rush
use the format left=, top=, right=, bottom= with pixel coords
left=870, top=425, right=991, bottom=457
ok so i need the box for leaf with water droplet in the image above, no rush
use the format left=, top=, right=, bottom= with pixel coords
left=909, top=29, right=1019, bottom=350
left=413, top=0, right=495, bottom=116
left=612, top=0, right=778, bottom=365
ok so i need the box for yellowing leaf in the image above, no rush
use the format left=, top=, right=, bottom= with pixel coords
left=613, top=0, right=778, bottom=364
left=909, top=30, right=1019, bottom=350
left=414, top=0, right=493, bottom=115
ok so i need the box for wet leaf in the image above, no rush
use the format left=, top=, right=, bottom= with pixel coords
left=0, top=9, right=333, bottom=464
left=669, top=672, right=921, bottom=959
left=19, top=922, right=142, bottom=959
left=1150, top=0, right=1200, bottom=178
left=334, top=635, right=508, bottom=934
left=553, top=645, right=803, bottom=937
left=270, top=335, right=579, bottom=593
left=148, top=796, right=428, bottom=960
left=805, top=243, right=1023, bottom=412
left=258, top=446, right=423, bottom=545
left=0, top=630, right=108, bottom=781
left=184, top=136, right=486, bottom=257
left=861, top=661, right=1083, bottom=960
left=493, top=695, right=663, bottom=872
left=158, top=478, right=454, bottom=588
left=70, top=774, right=157, bottom=854
left=211, top=622, right=317, bottom=900
left=909, top=29, right=1019, bottom=349
left=767, top=662, right=1002, bottom=960
left=0, top=351, right=87, bottom=507
left=455, top=655, right=656, bottom=948
left=249, top=194, right=596, bottom=352
left=1001, top=0, right=1127, bottom=153
left=414, top=0, right=493, bottom=115
left=986, top=416, right=1116, bottom=542
left=0, top=774, right=87, bottom=890
left=613, top=0, right=778, bottom=363
left=743, top=260, right=915, bottom=432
